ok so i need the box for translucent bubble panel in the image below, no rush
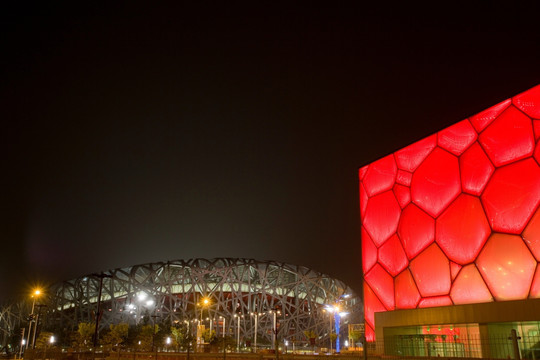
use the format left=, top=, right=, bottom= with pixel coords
left=393, top=183, right=411, bottom=208
left=363, top=191, right=401, bottom=246
left=478, top=106, right=535, bottom=166
left=531, top=268, right=540, bottom=298
left=469, top=99, right=511, bottom=132
left=363, top=282, right=389, bottom=330
left=522, top=207, right=540, bottom=261
left=364, top=263, right=395, bottom=310
left=481, top=158, right=540, bottom=233
left=361, top=227, right=377, bottom=273
left=436, top=194, right=490, bottom=265
left=378, top=234, right=408, bottom=276
left=363, top=154, right=397, bottom=197
left=437, top=120, right=477, bottom=156
left=395, top=269, right=421, bottom=309
left=476, top=233, right=536, bottom=301
left=418, top=296, right=453, bottom=308
left=450, top=264, right=493, bottom=305
left=514, top=85, right=540, bottom=118
left=410, top=244, right=451, bottom=297
left=411, top=147, right=461, bottom=217
left=395, top=135, right=437, bottom=172
left=460, top=143, right=494, bottom=196
left=360, top=84, right=540, bottom=341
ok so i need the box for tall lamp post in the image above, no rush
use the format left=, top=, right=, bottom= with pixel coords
left=219, top=316, right=226, bottom=338
left=272, top=311, right=276, bottom=351
left=26, top=289, right=41, bottom=350
left=200, top=298, right=209, bottom=322
left=93, top=273, right=112, bottom=349
left=271, top=310, right=281, bottom=353
left=250, top=312, right=260, bottom=351
left=234, top=314, right=243, bottom=352
left=151, top=314, right=159, bottom=352
left=325, top=295, right=349, bottom=353
left=197, top=297, right=210, bottom=349
left=32, top=304, right=47, bottom=349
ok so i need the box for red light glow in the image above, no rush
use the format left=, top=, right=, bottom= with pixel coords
left=360, top=84, right=540, bottom=341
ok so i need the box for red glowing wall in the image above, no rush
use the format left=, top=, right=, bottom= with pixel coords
left=359, top=85, right=540, bottom=341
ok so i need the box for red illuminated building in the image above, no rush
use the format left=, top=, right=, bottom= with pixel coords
left=359, top=85, right=540, bottom=357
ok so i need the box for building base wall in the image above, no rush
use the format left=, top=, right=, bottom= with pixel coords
left=374, top=299, right=540, bottom=358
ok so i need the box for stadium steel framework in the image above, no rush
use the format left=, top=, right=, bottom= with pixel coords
left=3, top=258, right=360, bottom=350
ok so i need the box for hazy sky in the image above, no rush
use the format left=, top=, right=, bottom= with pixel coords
left=2, top=2, right=539, bottom=302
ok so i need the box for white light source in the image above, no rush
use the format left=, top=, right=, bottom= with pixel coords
left=166, top=337, right=171, bottom=345
left=49, top=335, right=55, bottom=344
left=137, top=292, right=147, bottom=301
left=146, top=300, right=154, bottom=306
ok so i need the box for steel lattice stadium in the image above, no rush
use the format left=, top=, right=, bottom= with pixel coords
left=2, top=258, right=361, bottom=349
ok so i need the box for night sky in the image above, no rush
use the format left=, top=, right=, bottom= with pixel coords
left=2, top=2, right=539, bottom=302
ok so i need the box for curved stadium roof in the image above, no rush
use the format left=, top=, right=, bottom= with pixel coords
left=46, top=258, right=361, bottom=346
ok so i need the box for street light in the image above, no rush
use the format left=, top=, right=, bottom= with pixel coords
left=32, top=304, right=47, bottom=349
left=93, top=273, right=112, bottom=349
left=271, top=310, right=281, bottom=352
left=234, top=314, right=243, bottom=352
left=250, top=312, right=262, bottom=351
left=151, top=314, right=159, bottom=352
left=219, top=316, right=226, bottom=338
left=324, top=300, right=348, bottom=353
left=200, top=297, right=210, bottom=321
left=26, top=289, right=41, bottom=350
left=18, top=336, right=25, bottom=359
left=197, top=297, right=210, bottom=349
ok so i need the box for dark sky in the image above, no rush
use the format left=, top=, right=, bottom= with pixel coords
left=1, top=2, right=539, bottom=302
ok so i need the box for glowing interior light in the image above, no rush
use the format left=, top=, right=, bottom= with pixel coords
left=359, top=84, right=540, bottom=342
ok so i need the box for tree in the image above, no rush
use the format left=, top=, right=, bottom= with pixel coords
left=135, top=324, right=158, bottom=351
left=349, top=329, right=363, bottom=348
left=170, top=325, right=194, bottom=351
left=35, top=332, right=54, bottom=349
left=212, top=336, right=236, bottom=352
left=202, top=329, right=216, bottom=344
left=303, top=330, right=317, bottom=351
left=330, top=333, right=338, bottom=352
left=102, top=323, right=129, bottom=350
left=72, top=323, right=94, bottom=350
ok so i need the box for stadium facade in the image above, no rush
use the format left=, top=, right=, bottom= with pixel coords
left=359, top=84, right=540, bottom=358
left=2, top=258, right=361, bottom=351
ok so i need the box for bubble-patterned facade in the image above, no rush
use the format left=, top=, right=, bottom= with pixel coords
left=359, top=84, right=540, bottom=342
